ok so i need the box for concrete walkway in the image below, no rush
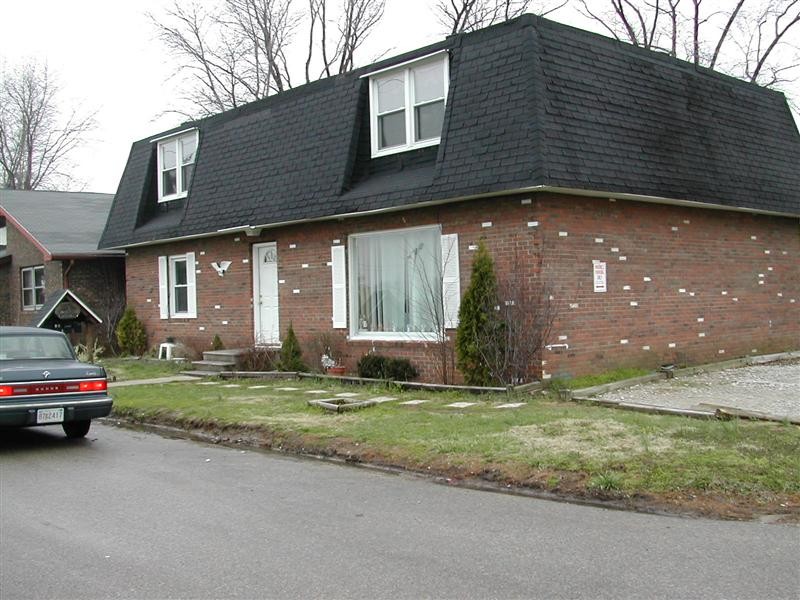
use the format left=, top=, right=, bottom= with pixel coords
left=596, top=361, right=800, bottom=421
left=108, top=375, right=198, bottom=388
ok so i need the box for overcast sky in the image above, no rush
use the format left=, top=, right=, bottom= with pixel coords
left=1, top=0, right=797, bottom=193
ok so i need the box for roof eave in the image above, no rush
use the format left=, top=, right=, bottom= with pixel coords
left=102, top=185, right=799, bottom=250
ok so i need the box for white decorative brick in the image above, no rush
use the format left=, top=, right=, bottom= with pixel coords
left=528, top=221, right=539, bottom=227
left=683, top=219, right=690, bottom=224
left=611, top=247, right=619, bottom=252
left=718, top=349, right=725, bottom=354
left=697, top=317, right=704, bottom=322
left=199, top=326, right=205, bottom=331
left=642, top=345, right=650, bottom=351
left=751, top=235, right=757, bottom=240
left=214, top=305, right=221, bottom=309
left=620, top=339, right=629, bottom=344
left=679, top=288, right=686, bottom=293
left=698, top=332, right=706, bottom=337
left=292, top=289, right=300, bottom=294
left=333, top=239, right=340, bottom=244
left=623, top=285, right=631, bottom=290
left=289, top=243, right=297, bottom=249
left=468, top=244, right=478, bottom=251
left=558, top=335, right=568, bottom=341
left=278, top=279, right=285, bottom=284
left=482, top=221, right=493, bottom=228
left=222, top=320, right=228, bottom=325
left=721, top=290, right=728, bottom=295
left=146, top=298, right=152, bottom=303
left=643, top=277, right=651, bottom=282
left=764, top=250, right=771, bottom=254
left=242, top=259, right=249, bottom=264
left=559, top=231, right=568, bottom=237
left=234, top=237, right=240, bottom=242
left=668, top=342, right=676, bottom=348
left=569, top=303, right=579, bottom=309
left=521, top=198, right=532, bottom=205
left=302, top=263, right=309, bottom=268
left=630, top=301, right=638, bottom=306
left=595, top=238, right=604, bottom=243
left=619, top=256, right=627, bottom=261
left=671, top=226, right=678, bottom=231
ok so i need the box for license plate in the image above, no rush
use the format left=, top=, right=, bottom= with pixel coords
left=37, top=407, right=64, bottom=424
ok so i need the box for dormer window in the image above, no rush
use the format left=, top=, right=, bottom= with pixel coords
left=368, top=52, right=449, bottom=158
left=157, top=130, right=198, bottom=202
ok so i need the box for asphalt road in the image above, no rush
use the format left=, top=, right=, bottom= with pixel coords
left=1, top=423, right=798, bottom=600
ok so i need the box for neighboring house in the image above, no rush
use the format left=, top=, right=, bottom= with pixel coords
left=99, top=15, right=799, bottom=382
left=0, top=190, right=126, bottom=345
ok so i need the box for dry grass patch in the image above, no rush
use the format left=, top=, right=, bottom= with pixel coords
left=507, top=418, right=711, bottom=460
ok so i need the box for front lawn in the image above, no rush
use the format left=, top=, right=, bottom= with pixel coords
left=109, top=377, right=800, bottom=519
left=100, top=358, right=190, bottom=382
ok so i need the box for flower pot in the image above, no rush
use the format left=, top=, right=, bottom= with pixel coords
left=327, top=366, right=347, bottom=376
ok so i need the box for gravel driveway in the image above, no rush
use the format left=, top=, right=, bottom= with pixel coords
left=597, top=360, right=800, bottom=421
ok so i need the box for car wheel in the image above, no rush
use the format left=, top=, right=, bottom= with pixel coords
left=62, top=420, right=91, bottom=438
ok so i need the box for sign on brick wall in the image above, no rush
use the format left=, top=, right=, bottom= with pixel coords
left=593, top=260, right=607, bottom=293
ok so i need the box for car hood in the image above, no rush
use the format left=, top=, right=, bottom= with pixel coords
left=0, top=360, right=105, bottom=383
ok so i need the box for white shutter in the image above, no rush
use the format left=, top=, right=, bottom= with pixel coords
left=158, top=256, right=169, bottom=319
left=441, top=233, right=460, bottom=329
left=186, top=252, right=197, bottom=318
left=331, top=245, right=347, bottom=329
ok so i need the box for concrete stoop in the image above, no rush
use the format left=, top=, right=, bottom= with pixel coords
left=189, top=349, right=248, bottom=375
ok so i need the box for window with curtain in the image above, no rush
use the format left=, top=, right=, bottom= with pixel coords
left=157, top=130, right=198, bottom=202
left=350, top=226, right=442, bottom=338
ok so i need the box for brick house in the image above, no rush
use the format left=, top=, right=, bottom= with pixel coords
left=99, top=15, right=799, bottom=382
left=0, top=190, right=126, bottom=345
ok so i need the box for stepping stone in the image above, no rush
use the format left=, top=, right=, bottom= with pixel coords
left=304, top=390, right=331, bottom=394
left=496, top=402, right=526, bottom=409
left=196, top=382, right=220, bottom=385
left=335, top=392, right=361, bottom=398
left=276, top=387, right=300, bottom=391
left=248, top=385, right=269, bottom=389
left=222, top=384, right=241, bottom=388
left=368, top=396, right=397, bottom=404
left=446, top=402, right=477, bottom=408
left=399, top=400, right=428, bottom=405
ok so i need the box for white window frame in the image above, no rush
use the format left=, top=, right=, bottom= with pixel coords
left=156, top=130, right=199, bottom=203
left=21, top=265, right=45, bottom=311
left=348, top=224, right=443, bottom=342
left=0, top=220, right=6, bottom=246
left=368, top=53, right=449, bottom=158
left=158, top=252, right=197, bottom=319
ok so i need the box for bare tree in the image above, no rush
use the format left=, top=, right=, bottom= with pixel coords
left=472, top=246, right=557, bottom=386
left=0, top=61, right=95, bottom=190
left=435, top=0, right=568, bottom=34
left=151, top=0, right=386, bottom=116
left=578, top=0, right=800, bottom=89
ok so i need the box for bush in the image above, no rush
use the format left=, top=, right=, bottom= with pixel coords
left=211, top=334, right=224, bottom=351
left=115, top=308, right=147, bottom=356
left=279, top=323, right=307, bottom=372
left=455, top=241, right=502, bottom=386
left=240, top=346, right=279, bottom=371
left=357, top=354, right=418, bottom=381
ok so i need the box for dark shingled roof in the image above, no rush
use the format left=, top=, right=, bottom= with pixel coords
left=100, top=15, right=800, bottom=249
left=1, top=190, right=121, bottom=256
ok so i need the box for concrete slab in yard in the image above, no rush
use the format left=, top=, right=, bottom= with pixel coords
left=275, top=387, right=300, bottom=391
left=368, top=396, right=397, bottom=403
left=400, top=400, right=428, bottom=405
left=334, top=392, right=360, bottom=398
left=304, top=390, right=331, bottom=394
left=447, top=402, right=478, bottom=408
left=496, top=402, right=526, bottom=409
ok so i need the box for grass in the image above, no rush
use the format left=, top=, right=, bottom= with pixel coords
left=100, top=357, right=191, bottom=382
left=549, top=367, right=652, bottom=390
left=109, top=377, right=800, bottom=508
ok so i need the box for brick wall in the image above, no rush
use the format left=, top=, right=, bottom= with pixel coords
left=124, top=193, right=799, bottom=381
left=1, top=223, right=60, bottom=326
left=66, top=256, right=126, bottom=343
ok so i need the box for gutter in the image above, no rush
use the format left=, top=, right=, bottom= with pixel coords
left=103, top=186, right=800, bottom=250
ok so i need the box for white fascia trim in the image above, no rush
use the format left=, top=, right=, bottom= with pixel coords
left=149, top=127, right=198, bottom=144
left=359, top=50, right=449, bottom=79
left=35, top=289, right=104, bottom=327
left=107, top=186, right=799, bottom=250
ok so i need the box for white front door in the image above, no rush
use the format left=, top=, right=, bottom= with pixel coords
left=253, top=242, right=279, bottom=344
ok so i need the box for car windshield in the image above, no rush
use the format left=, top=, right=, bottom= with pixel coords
left=0, top=334, right=74, bottom=360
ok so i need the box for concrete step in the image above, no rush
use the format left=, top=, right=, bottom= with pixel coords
left=182, top=370, right=222, bottom=378
left=202, top=349, right=247, bottom=367
left=191, top=359, right=237, bottom=372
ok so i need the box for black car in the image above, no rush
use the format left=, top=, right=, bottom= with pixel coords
left=0, top=326, right=113, bottom=438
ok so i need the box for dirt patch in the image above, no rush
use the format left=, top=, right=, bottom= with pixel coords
left=107, top=414, right=800, bottom=522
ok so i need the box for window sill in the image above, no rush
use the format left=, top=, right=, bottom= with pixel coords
left=168, top=314, right=196, bottom=319
left=158, top=192, right=188, bottom=204
left=348, top=332, right=442, bottom=343
left=371, top=137, right=440, bottom=159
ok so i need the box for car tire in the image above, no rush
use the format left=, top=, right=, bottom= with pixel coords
left=62, top=419, right=91, bottom=438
